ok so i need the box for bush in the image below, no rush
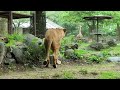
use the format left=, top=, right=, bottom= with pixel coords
left=23, top=39, right=45, bottom=67
left=5, top=33, right=25, bottom=47
left=4, top=33, right=45, bottom=67
left=74, top=49, right=88, bottom=60
left=88, top=54, right=103, bottom=63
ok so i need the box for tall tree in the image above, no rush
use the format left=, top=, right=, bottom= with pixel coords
left=36, top=11, right=46, bottom=38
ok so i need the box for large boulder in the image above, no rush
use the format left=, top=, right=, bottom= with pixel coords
left=24, top=34, right=43, bottom=47
left=107, top=57, right=120, bottom=62
left=11, top=46, right=24, bottom=64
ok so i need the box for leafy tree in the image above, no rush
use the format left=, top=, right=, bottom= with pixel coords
left=46, top=11, right=120, bottom=41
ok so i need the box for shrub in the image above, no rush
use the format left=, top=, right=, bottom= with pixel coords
left=23, top=39, right=45, bottom=67
left=74, top=49, right=88, bottom=59
left=88, top=54, right=103, bottom=63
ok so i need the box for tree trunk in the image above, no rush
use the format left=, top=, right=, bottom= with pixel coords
left=116, top=23, right=120, bottom=41
left=36, top=11, right=46, bottom=38
left=30, top=11, right=35, bottom=35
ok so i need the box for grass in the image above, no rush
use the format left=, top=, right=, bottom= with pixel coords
left=98, top=71, right=120, bottom=79
left=62, top=70, right=75, bottom=79
left=1, top=34, right=120, bottom=79
left=0, top=62, right=120, bottom=79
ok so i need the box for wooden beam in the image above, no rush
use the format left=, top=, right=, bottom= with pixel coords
left=8, top=11, right=13, bottom=34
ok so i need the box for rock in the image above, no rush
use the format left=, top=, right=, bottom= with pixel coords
left=65, top=43, right=78, bottom=50
left=4, top=58, right=16, bottom=65
left=6, top=52, right=12, bottom=58
left=89, top=42, right=104, bottom=51
left=107, top=57, right=120, bottom=62
left=71, top=44, right=78, bottom=50
left=11, top=46, right=24, bottom=64
left=64, top=49, right=77, bottom=59
left=24, top=34, right=43, bottom=47
left=107, top=39, right=117, bottom=47
left=0, top=36, right=9, bottom=43
left=0, top=42, right=6, bottom=64
left=64, top=49, right=74, bottom=56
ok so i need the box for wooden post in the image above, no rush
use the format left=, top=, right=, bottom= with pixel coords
left=30, top=11, right=33, bottom=34
left=96, top=18, right=99, bottom=42
left=33, top=11, right=36, bottom=36
left=8, top=11, right=13, bottom=34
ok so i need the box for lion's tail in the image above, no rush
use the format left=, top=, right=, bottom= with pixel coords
left=44, top=39, right=52, bottom=61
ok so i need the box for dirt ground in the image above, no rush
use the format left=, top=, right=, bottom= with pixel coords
left=0, top=62, right=120, bottom=79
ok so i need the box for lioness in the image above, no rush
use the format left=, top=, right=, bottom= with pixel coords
left=43, top=28, right=66, bottom=68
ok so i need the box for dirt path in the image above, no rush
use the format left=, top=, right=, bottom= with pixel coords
left=0, top=62, right=120, bottom=79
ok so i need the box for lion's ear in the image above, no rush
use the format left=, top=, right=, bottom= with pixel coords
left=63, top=29, right=67, bottom=33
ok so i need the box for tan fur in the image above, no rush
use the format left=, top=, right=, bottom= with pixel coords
left=44, top=29, right=66, bottom=68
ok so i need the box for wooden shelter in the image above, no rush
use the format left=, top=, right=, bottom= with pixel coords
left=46, top=19, right=64, bottom=30
left=83, top=15, right=113, bottom=42
left=21, top=18, right=65, bottom=34
left=0, top=11, right=33, bottom=34
left=0, top=11, right=64, bottom=37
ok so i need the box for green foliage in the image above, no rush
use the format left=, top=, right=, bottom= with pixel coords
left=101, top=50, right=111, bottom=57
left=102, top=44, right=120, bottom=56
left=23, top=38, right=45, bottom=66
left=60, top=35, right=76, bottom=57
left=61, top=35, right=75, bottom=46
left=60, top=35, right=111, bottom=63
left=74, top=49, right=88, bottom=59
left=88, top=54, right=103, bottom=63
left=8, top=33, right=24, bottom=42
left=5, top=33, right=25, bottom=47
left=46, top=11, right=120, bottom=36
left=4, top=33, right=45, bottom=67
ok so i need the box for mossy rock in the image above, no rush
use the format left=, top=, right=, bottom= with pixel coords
left=107, top=40, right=117, bottom=47
left=89, top=42, right=104, bottom=51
